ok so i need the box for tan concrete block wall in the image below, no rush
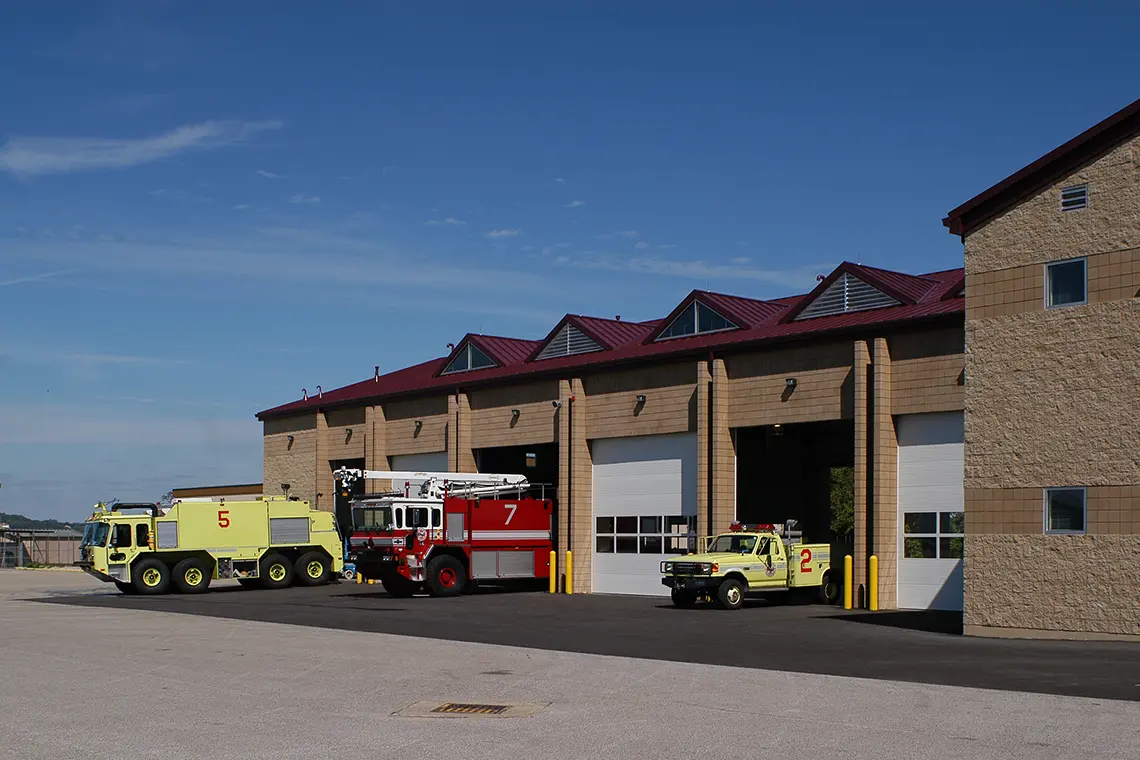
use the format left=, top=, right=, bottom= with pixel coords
left=696, top=360, right=712, bottom=539
left=384, top=394, right=449, bottom=456
left=314, top=413, right=332, bottom=512
left=364, top=405, right=392, bottom=493
left=967, top=486, right=1140, bottom=535
left=963, top=134, right=1140, bottom=274
left=470, top=380, right=559, bottom=448
left=964, top=299, right=1140, bottom=488
left=888, top=328, right=965, bottom=416
left=263, top=414, right=318, bottom=502
left=964, top=534, right=1140, bottom=636
left=711, top=359, right=735, bottom=533
left=967, top=248, right=1140, bottom=320
left=325, top=407, right=366, bottom=428
left=324, top=414, right=366, bottom=461
left=726, top=342, right=853, bottom=425
left=872, top=338, right=898, bottom=610
left=583, top=362, right=696, bottom=439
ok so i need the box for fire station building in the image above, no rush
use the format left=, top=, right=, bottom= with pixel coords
left=256, top=96, right=1139, bottom=639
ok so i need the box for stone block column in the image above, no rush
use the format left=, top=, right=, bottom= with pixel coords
left=698, top=358, right=735, bottom=543
left=314, top=412, right=330, bottom=511
left=853, top=340, right=871, bottom=605
left=364, top=405, right=390, bottom=492
left=447, top=391, right=476, bottom=472
left=872, top=337, right=898, bottom=610
left=557, top=378, right=592, bottom=592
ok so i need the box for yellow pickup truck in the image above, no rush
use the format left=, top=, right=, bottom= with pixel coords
left=661, top=521, right=840, bottom=609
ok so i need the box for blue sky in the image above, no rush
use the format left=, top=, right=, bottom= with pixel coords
left=2, top=1, right=1138, bottom=520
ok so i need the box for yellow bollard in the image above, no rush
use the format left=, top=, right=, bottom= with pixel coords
left=356, top=572, right=363, bottom=585
left=549, top=550, right=557, bottom=594
left=565, top=550, right=573, bottom=595
left=367, top=578, right=375, bottom=585
left=843, top=554, right=853, bottom=610
left=869, top=555, right=878, bottom=611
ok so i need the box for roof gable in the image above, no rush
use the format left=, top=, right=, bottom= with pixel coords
left=533, top=320, right=604, bottom=361
left=439, top=338, right=497, bottom=376
left=782, top=262, right=937, bottom=322
left=943, top=97, right=1140, bottom=237
left=654, top=298, right=738, bottom=342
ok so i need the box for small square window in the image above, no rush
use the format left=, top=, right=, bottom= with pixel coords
left=640, top=535, right=663, bottom=554
left=595, top=536, right=614, bottom=553
left=903, top=512, right=937, bottom=534
left=904, top=537, right=936, bottom=559
left=939, top=537, right=964, bottom=559
left=1045, top=488, right=1086, bottom=534
left=639, top=516, right=661, bottom=534
left=1046, top=258, right=1087, bottom=308
left=940, top=512, right=965, bottom=534
left=615, top=536, right=638, bottom=554
left=595, top=517, right=614, bottom=534
left=614, top=517, right=638, bottom=534
left=1060, top=184, right=1088, bottom=211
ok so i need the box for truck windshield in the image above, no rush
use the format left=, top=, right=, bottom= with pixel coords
left=354, top=507, right=394, bottom=531
left=81, top=523, right=110, bottom=547
left=707, top=534, right=758, bottom=554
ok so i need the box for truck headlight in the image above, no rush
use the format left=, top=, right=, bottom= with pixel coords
left=700, top=563, right=713, bottom=573
left=660, top=561, right=671, bottom=573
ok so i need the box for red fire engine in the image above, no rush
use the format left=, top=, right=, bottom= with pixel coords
left=334, top=468, right=553, bottom=598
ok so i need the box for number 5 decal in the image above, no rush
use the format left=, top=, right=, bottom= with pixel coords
left=800, top=547, right=813, bottom=573
left=504, top=503, right=517, bottom=525
left=218, top=510, right=230, bottom=528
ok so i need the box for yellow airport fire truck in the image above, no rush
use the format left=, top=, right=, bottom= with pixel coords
left=76, top=496, right=343, bottom=595
left=660, top=520, right=841, bottom=609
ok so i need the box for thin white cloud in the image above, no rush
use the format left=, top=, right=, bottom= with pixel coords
left=565, top=200, right=586, bottom=208
left=232, top=204, right=251, bottom=211
left=426, top=217, right=465, bottom=226
left=552, top=177, right=566, bottom=184
left=658, top=244, right=677, bottom=250
left=0, top=120, right=283, bottom=177
left=0, top=402, right=256, bottom=446
left=635, top=241, right=649, bottom=250
left=485, top=228, right=522, bottom=238
left=616, top=230, right=639, bottom=238
left=554, top=251, right=829, bottom=289
left=256, top=169, right=284, bottom=179
left=730, top=256, right=752, bottom=265
left=65, top=353, right=191, bottom=366
left=289, top=194, right=321, bottom=204
left=0, top=269, right=78, bottom=287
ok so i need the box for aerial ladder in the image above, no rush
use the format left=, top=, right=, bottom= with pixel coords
left=333, top=468, right=531, bottom=500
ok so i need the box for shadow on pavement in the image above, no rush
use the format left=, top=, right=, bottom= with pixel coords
left=821, top=609, right=964, bottom=635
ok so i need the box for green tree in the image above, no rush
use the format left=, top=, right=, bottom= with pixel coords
left=828, top=466, right=854, bottom=539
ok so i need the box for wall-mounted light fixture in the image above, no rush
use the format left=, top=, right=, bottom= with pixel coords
left=286, top=435, right=295, bottom=449
left=635, top=394, right=646, bottom=404
left=785, top=378, right=797, bottom=390
left=551, top=400, right=563, bottom=409
left=344, top=428, right=353, bottom=444
left=511, top=408, right=521, bottom=420
left=414, top=419, right=423, bottom=434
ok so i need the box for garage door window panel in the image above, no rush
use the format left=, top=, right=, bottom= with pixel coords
left=1045, top=488, right=1086, bottom=534
left=595, top=514, right=696, bottom=555
left=903, top=511, right=963, bottom=559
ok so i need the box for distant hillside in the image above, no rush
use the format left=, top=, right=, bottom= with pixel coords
left=0, top=513, right=76, bottom=530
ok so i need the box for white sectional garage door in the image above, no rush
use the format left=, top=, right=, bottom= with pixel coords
left=897, top=412, right=964, bottom=611
left=389, top=452, right=448, bottom=496
left=592, top=433, right=697, bottom=596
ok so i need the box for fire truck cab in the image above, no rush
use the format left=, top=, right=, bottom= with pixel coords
left=337, top=468, right=553, bottom=598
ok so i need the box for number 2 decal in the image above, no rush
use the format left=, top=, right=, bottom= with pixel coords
left=504, top=503, right=517, bottom=525
left=218, top=510, right=230, bottom=528
left=800, top=548, right=813, bottom=573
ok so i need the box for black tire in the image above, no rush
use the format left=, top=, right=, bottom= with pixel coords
left=716, top=578, right=745, bottom=610
left=819, top=572, right=841, bottom=605
left=671, top=588, right=698, bottom=608
left=294, top=551, right=330, bottom=587
left=237, top=578, right=259, bottom=589
left=424, top=555, right=466, bottom=597
left=132, top=558, right=170, bottom=595
left=380, top=570, right=418, bottom=598
left=259, top=553, right=294, bottom=590
left=114, top=580, right=137, bottom=595
left=172, top=557, right=211, bottom=594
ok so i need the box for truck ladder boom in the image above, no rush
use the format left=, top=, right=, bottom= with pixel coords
left=334, top=468, right=530, bottom=499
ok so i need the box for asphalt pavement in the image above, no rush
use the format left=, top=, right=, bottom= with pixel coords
left=4, top=571, right=1140, bottom=760
left=43, top=576, right=1140, bottom=702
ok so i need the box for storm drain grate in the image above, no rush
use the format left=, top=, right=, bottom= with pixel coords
left=431, top=703, right=510, bottom=715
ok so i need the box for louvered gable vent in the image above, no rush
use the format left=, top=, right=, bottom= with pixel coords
left=795, top=272, right=900, bottom=320
left=535, top=322, right=603, bottom=361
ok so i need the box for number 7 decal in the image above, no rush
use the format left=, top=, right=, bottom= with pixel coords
left=800, top=548, right=813, bottom=573
left=504, top=503, right=517, bottom=525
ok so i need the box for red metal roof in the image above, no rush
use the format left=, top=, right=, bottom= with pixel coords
left=573, top=315, right=658, bottom=348
left=944, top=96, right=1140, bottom=237
left=257, top=262, right=964, bottom=419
